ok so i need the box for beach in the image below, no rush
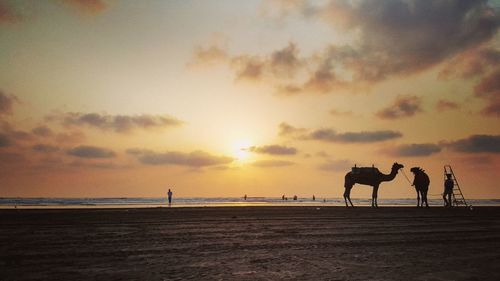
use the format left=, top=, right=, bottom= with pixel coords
left=1, top=206, right=499, bottom=280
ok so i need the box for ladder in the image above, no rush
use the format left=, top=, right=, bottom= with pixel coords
left=444, top=165, right=468, bottom=207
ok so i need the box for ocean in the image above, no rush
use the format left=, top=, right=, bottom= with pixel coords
left=1, top=197, right=499, bottom=208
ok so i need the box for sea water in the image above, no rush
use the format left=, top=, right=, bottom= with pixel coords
left=0, top=197, right=499, bottom=208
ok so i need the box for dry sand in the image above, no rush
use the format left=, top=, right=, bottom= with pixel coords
left=1, top=206, right=499, bottom=280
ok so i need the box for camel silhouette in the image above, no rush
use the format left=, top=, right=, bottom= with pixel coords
left=344, top=162, right=404, bottom=207
left=410, top=167, right=429, bottom=208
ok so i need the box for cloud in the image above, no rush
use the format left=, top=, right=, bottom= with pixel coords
left=31, top=126, right=54, bottom=137
left=231, top=55, right=265, bottom=81
left=269, top=42, right=302, bottom=77
left=248, top=144, right=297, bottom=155
left=33, top=144, right=60, bottom=153
left=384, top=143, right=442, bottom=157
left=445, top=135, right=500, bottom=153
left=127, top=149, right=234, bottom=167
left=436, top=100, right=459, bottom=112
left=194, top=42, right=304, bottom=84
left=251, top=159, right=295, bottom=167
left=62, top=0, right=108, bottom=15
left=376, top=95, right=423, bottom=119
left=278, top=122, right=402, bottom=143
left=254, top=1, right=500, bottom=95
left=320, top=0, right=499, bottom=82
left=191, top=44, right=228, bottom=65
left=439, top=47, right=500, bottom=79
left=318, top=159, right=351, bottom=172
left=0, top=2, right=22, bottom=24
left=48, top=112, right=183, bottom=133
left=278, top=122, right=307, bottom=137
left=67, top=145, right=116, bottom=158
left=474, top=68, right=500, bottom=117
left=481, top=99, right=500, bottom=117
left=305, top=128, right=402, bottom=143
left=0, top=133, right=11, bottom=147
left=0, top=91, right=18, bottom=116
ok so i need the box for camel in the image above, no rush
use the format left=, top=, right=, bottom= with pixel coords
left=410, top=167, right=430, bottom=208
left=343, top=162, right=404, bottom=207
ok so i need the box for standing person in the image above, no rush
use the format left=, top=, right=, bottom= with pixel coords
left=244, top=194, right=247, bottom=201
left=444, top=174, right=454, bottom=207
left=312, top=195, right=315, bottom=201
left=167, top=189, right=173, bottom=205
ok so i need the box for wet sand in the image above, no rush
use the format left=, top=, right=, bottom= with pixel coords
left=1, top=206, right=499, bottom=280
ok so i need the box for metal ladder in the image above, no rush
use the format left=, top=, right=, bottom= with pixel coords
left=444, top=165, right=468, bottom=207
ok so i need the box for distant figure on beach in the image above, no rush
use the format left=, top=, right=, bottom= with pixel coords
left=312, top=195, right=315, bottom=201
left=282, top=195, right=285, bottom=200
left=344, top=162, right=404, bottom=207
left=293, top=195, right=297, bottom=201
left=444, top=174, right=454, bottom=207
left=410, top=167, right=430, bottom=208
left=167, top=189, right=173, bottom=205
left=244, top=194, right=247, bottom=201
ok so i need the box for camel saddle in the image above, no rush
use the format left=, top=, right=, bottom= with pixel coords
left=351, top=165, right=379, bottom=175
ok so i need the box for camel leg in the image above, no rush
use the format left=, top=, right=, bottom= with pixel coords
left=343, top=188, right=349, bottom=207
left=372, top=185, right=379, bottom=208
left=416, top=189, right=420, bottom=207
left=344, top=185, right=354, bottom=207
left=422, top=190, right=429, bottom=208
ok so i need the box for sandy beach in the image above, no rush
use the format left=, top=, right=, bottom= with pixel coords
left=1, top=206, right=499, bottom=280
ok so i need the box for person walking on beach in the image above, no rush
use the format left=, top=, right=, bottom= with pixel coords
left=167, top=189, right=173, bottom=205
left=444, top=174, right=454, bottom=207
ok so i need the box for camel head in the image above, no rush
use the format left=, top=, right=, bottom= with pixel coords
left=410, top=167, right=422, bottom=174
left=392, top=162, right=404, bottom=172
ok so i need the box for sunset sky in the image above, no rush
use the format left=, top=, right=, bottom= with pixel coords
left=1, top=0, right=499, bottom=199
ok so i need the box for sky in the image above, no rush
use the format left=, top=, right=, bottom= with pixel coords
left=0, top=0, right=499, bottom=199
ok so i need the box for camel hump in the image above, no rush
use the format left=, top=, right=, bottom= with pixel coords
left=351, top=166, right=379, bottom=175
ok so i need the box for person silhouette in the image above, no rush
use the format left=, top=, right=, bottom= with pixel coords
left=244, top=194, right=247, bottom=201
left=167, top=189, right=173, bottom=205
left=444, top=174, right=454, bottom=207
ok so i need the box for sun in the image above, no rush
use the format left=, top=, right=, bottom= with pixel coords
left=232, top=140, right=252, bottom=161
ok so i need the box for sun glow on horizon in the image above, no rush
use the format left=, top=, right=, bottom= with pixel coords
left=232, top=140, right=252, bottom=162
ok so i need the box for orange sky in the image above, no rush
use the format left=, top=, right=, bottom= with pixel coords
left=0, top=0, right=499, bottom=199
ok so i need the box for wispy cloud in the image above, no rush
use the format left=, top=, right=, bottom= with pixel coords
left=436, top=100, right=460, bottom=112
left=305, top=128, right=402, bottom=143
left=444, top=135, right=500, bottom=153
left=47, top=112, right=183, bottom=133
left=248, top=145, right=297, bottom=155
left=278, top=122, right=402, bottom=143
left=33, top=144, right=60, bottom=153
left=383, top=143, right=442, bottom=157
left=67, top=145, right=116, bottom=158
left=31, top=126, right=54, bottom=137
left=127, top=149, right=234, bottom=167
left=376, top=95, right=423, bottom=120
left=474, top=69, right=500, bottom=117
left=0, top=91, right=18, bottom=116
